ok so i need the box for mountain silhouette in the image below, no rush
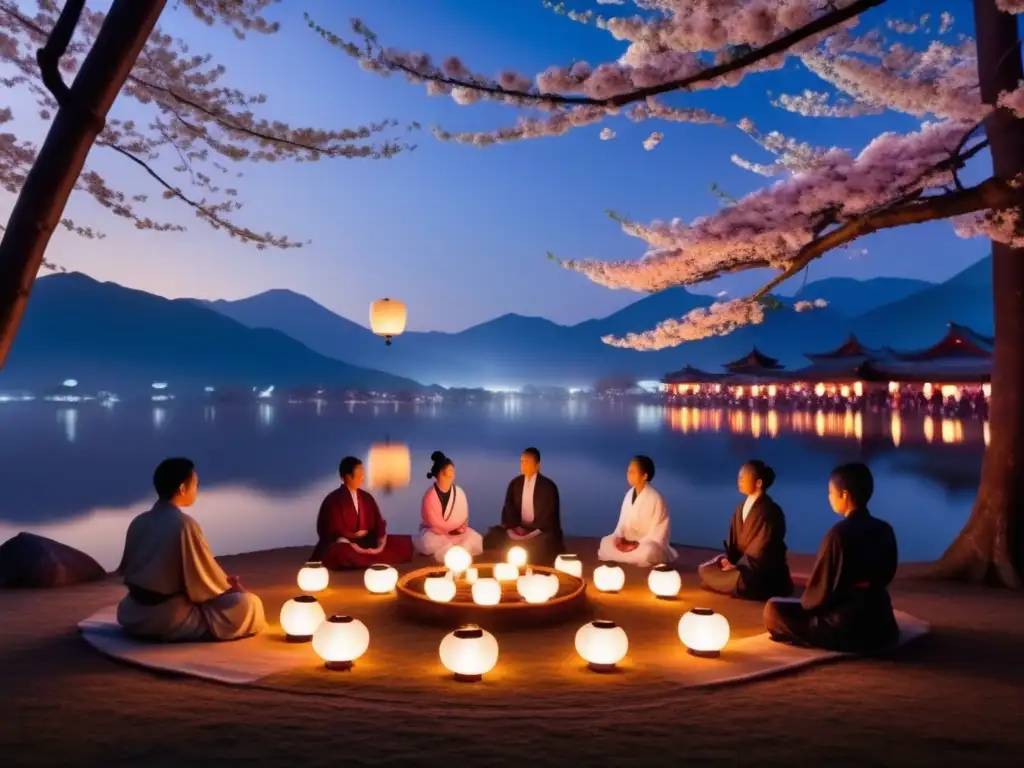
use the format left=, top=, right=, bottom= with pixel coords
left=0, top=273, right=421, bottom=394
left=788, top=276, right=934, bottom=316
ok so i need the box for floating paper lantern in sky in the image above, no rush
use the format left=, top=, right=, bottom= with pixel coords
left=493, top=562, right=518, bottom=582
left=593, top=564, right=625, bottom=593
left=297, top=561, right=329, bottom=593
left=439, top=625, right=499, bottom=683
left=444, top=545, right=473, bottom=575
left=369, top=298, right=407, bottom=346
left=366, top=441, right=411, bottom=493
left=312, top=615, right=370, bottom=671
left=506, top=545, right=528, bottom=569
left=280, top=595, right=326, bottom=642
left=363, top=564, right=399, bottom=594
left=647, top=564, right=681, bottom=599
left=424, top=571, right=456, bottom=603
left=471, top=577, right=501, bottom=606
left=678, top=608, right=730, bottom=658
left=575, top=619, right=628, bottom=673
left=554, top=554, right=583, bottom=578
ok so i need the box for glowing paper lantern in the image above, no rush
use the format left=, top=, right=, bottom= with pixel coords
left=465, top=567, right=479, bottom=584
left=853, top=381, right=864, bottom=398
left=439, top=624, right=499, bottom=683
left=554, top=554, right=583, bottom=578
left=424, top=571, right=456, bottom=603
left=593, top=564, right=625, bottom=593
left=814, top=383, right=826, bottom=397
left=516, top=572, right=551, bottom=604
left=983, top=383, right=992, bottom=398
left=647, top=564, right=681, bottom=599
left=444, top=545, right=473, bottom=574
left=297, top=561, right=329, bottom=593
left=280, top=595, right=326, bottom=641
left=369, top=298, right=407, bottom=345
left=471, top=577, right=502, bottom=606
left=575, top=619, right=629, bottom=673
left=493, top=562, right=518, bottom=582
left=367, top=441, right=411, bottom=493
left=540, top=572, right=560, bottom=599
left=312, top=615, right=370, bottom=671
left=506, top=545, right=528, bottom=569
left=363, top=563, right=398, bottom=594
left=678, top=607, right=730, bottom=658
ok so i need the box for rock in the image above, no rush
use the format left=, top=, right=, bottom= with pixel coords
left=0, top=532, right=107, bottom=588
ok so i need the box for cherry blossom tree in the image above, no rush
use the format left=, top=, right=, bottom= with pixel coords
left=0, top=0, right=414, bottom=364
left=315, top=0, right=1024, bottom=588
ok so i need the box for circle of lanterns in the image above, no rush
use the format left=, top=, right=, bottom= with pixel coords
left=444, top=545, right=473, bottom=575
left=678, top=608, right=731, bottom=658
left=424, top=571, right=457, bottom=603
left=280, top=595, right=326, bottom=642
left=593, top=564, right=625, bottom=593
left=516, top=571, right=552, bottom=604
left=313, top=615, right=370, bottom=671
left=554, top=554, right=583, bottom=578
left=493, top=562, right=519, bottom=582
left=297, top=561, right=329, bottom=593
left=471, top=577, right=502, bottom=606
left=439, top=624, right=499, bottom=683
left=647, top=564, right=682, bottom=599
left=575, top=619, right=629, bottom=673
left=364, top=564, right=399, bottom=594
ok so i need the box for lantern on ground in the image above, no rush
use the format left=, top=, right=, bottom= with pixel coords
left=575, top=619, right=629, bottom=673
left=678, top=607, right=730, bottom=658
left=367, top=440, right=411, bottom=493
left=439, top=624, right=499, bottom=683
left=424, top=571, right=456, bottom=603
left=540, top=572, right=560, bottom=599
left=369, top=298, right=407, bottom=346
left=493, top=562, right=518, bottom=582
left=297, top=561, right=329, bottom=593
left=363, top=564, right=398, bottom=594
left=516, top=572, right=551, bottom=604
left=465, top=567, right=479, bottom=584
left=506, top=545, right=528, bottom=569
left=647, top=564, right=681, bottom=599
left=444, top=545, right=473, bottom=575
left=471, top=577, right=501, bottom=606
left=593, top=564, right=625, bottom=593
left=312, top=615, right=370, bottom=671
left=555, top=554, right=583, bottom=578
left=280, top=595, right=326, bottom=641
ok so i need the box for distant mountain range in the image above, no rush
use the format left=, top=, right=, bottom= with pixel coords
left=783, top=276, right=932, bottom=317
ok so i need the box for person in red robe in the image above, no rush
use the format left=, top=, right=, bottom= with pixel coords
left=310, top=456, right=414, bottom=570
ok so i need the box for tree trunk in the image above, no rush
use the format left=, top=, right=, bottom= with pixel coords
left=0, top=0, right=168, bottom=368
left=931, top=1, right=1024, bottom=588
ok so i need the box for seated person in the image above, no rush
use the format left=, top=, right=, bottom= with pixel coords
left=763, top=462, right=900, bottom=653
left=699, top=460, right=793, bottom=600
left=414, top=451, right=484, bottom=563
left=310, top=456, right=414, bottom=569
left=597, top=455, right=677, bottom=567
left=116, top=457, right=267, bottom=642
left=483, top=447, right=565, bottom=565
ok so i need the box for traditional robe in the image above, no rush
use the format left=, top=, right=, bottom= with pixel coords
left=116, top=501, right=266, bottom=642
left=310, top=486, right=413, bottom=570
left=414, top=483, right=483, bottom=563
left=482, top=473, right=565, bottom=564
left=698, top=494, right=793, bottom=600
left=597, top=485, right=677, bottom=567
left=764, top=508, right=899, bottom=653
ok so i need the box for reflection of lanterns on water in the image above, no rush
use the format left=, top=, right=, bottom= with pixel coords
left=493, top=562, right=518, bottom=582
left=444, top=545, right=472, bottom=575
left=647, top=564, right=681, bottom=598
left=891, top=412, right=902, bottom=447
left=555, top=554, right=583, bottom=578
left=297, top=561, right=329, bottom=592
left=678, top=608, right=730, bottom=658
left=439, top=625, right=499, bottom=683
left=369, top=298, right=407, bottom=345
left=424, top=571, right=456, bottom=603
left=366, top=440, right=411, bottom=493
left=594, top=564, right=625, bottom=593
left=313, top=615, right=370, bottom=671
left=280, top=595, right=326, bottom=641
left=506, top=546, right=528, bottom=569
left=575, top=619, right=629, bottom=672
left=364, top=564, right=399, bottom=594
left=471, top=577, right=501, bottom=606
left=984, top=421, right=990, bottom=447
left=923, top=416, right=935, bottom=443
left=814, top=383, right=825, bottom=397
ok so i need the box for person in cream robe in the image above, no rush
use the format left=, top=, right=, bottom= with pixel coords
left=116, top=458, right=266, bottom=642
left=597, top=455, right=678, bottom=567
left=414, top=451, right=484, bottom=562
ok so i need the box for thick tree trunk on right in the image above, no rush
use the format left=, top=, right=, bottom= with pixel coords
left=930, top=0, right=1024, bottom=588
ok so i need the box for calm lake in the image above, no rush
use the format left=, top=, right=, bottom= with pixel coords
left=0, top=400, right=985, bottom=570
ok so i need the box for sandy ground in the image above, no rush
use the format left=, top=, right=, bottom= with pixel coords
left=1, top=539, right=1023, bottom=767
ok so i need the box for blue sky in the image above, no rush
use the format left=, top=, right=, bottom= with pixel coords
left=3, top=0, right=989, bottom=331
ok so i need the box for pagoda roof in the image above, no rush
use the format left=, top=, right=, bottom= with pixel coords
left=892, top=322, right=994, bottom=361
left=804, top=334, right=890, bottom=363
left=862, top=357, right=991, bottom=383
left=782, top=361, right=877, bottom=384
left=722, top=346, right=785, bottom=372
left=663, top=364, right=726, bottom=384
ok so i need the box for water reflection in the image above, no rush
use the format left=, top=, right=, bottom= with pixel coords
left=57, top=408, right=77, bottom=443
left=153, top=406, right=166, bottom=430
left=258, top=403, right=274, bottom=427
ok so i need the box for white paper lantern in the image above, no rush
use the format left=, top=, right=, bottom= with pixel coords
left=444, top=545, right=473, bottom=574
left=312, top=615, right=370, bottom=671
left=647, top=564, right=682, bottom=599
left=369, top=298, right=407, bottom=345
left=575, top=619, right=629, bottom=672
left=678, top=607, right=730, bottom=658
left=516, top=572, right=551, bottom=604
left=424, top=571, right=456, bottom=603
left=280, top=595, right=326, bottom=641
left=465, top=567, right=479, bottom=584
left=506, top=545, right=528, bottom=569
left=297, top=561, right=329, bottom=593
left=471, top=577, right=501, bottom=606
left=593, top=564, right=625, bottom=593
left=439, top=624, right=499, bottom=682
left=554, top=554, right=583, bottom=578
left=540, top=572, right=560, bottom=599
left=363, top=563, right=399, bottom=594
left=493, top=562, right=519, bottom=582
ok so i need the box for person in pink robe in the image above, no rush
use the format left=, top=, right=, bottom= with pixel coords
left=414, top=451, right=483, bottom=563
left=310, top=456, right=414, bottom=570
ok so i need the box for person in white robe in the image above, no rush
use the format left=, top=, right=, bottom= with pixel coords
left=414, top=451, right=484, bottom=562
left=597, top=455, right=678, bottom=567
left=116, top=458, right=266, bottom=642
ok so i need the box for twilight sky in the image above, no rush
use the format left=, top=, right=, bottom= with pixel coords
left=2, top=0, right=990, bottom=332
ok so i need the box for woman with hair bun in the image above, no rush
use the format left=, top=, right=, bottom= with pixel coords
left=699, top=459, right=793, bottom=600
left=414, top=451, right=483, bottom=563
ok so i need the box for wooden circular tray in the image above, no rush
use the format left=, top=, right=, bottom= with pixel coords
left=395, top=564, right=588, bottom=631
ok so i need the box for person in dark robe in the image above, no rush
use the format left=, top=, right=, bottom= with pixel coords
left=482, top=447, right=564, bottom=565
left=763, top=462, right=900, bottom=653
left=698, top=459, right=793, bottom=600
left=310, top=456, right=414, bottom=570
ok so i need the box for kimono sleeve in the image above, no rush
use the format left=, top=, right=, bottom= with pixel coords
left=800, top=527, right=844, bottom=613
left=180, top=517, right=232, bottom=604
